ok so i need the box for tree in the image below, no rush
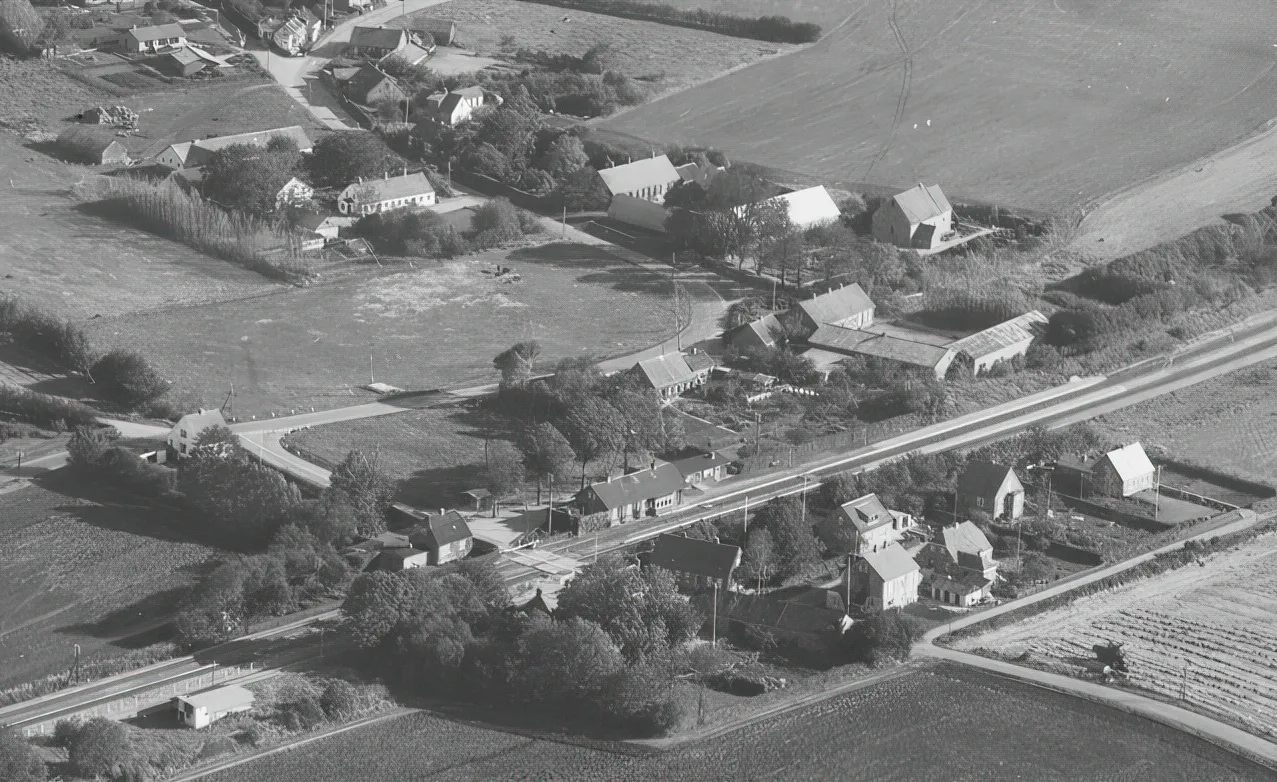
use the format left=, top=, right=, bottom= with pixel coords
left=0, top=729, right=45, bottom=782
left=320, top=680, right=359, bottom=719
left=559, top=397, right=624, bottom=487
left=341, top=571, right=411, bottom=648
left=493, top=340, right=541, bottom=385
left=536, top=134, right=590, bottom=179
left=66, top=426, right=118, bottom=471
left=760, top=228, right=806, bottom=287
left=841, top=611, right=914, bottom=665
left=756, top=497, right=821, bottom=578
left=202, top=142, right=303, bottom=213
left=178, top=455, right=302, bottom=547
left=0, top=0, right=43, bottom=54
left=307, top=131, right=403, bottom=187
left=68, top=718, right=131, bottom=780
left=517, top=422, right=574, bottom=504
left=557, top=167, right=611, bottom=211
left=482, top=440, right=524, bottom=511
left=512, top=616, right=624, bottom=705
left=193, top=424, right=238, bottom=449
left=738, top=526, right=776, bottom=585
left=327, top=450, right=395, bottom=537
left=90, top=349, right=167, bottom=408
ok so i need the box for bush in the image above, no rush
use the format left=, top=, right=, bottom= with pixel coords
left=91, top=349, right=167, bottom=408
left=355, top=208, right=468, bottom=258
left=0, top=385, right=97, bottom=429
left=52, top=718, right=82, bottom=748
left=510, top=0, right=820, bottom=43
left=67, top=717, right=131, bottom=780
left=841, top=611, right=914, bottom=666
left=279, top=696, right=325, bottom=731
left=472, top=197, right=528, bottom=248
left=0, top=728, right=45, bottom=782
left=0, top=294, right=95, bottom=375
left=0, top=0, right=43, bottom=53
left=319, top=680, right=359, bottom=719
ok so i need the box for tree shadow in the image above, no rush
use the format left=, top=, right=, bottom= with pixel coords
left=396, top=463, right=485, bottom=512
left=57, top=581, right=200, bottom=648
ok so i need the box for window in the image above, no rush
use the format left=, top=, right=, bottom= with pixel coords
left=975, top=497, right=985, bottom=508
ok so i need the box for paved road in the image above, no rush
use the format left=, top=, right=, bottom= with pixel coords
left=918, top=510, right=1277, bottom=770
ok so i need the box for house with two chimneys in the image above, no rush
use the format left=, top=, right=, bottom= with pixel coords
left=576, top=462, right=684, bottom=525
left=917, top=521, right=999, bottom=606
left=818, top=493, right=921, bottom=557
left=872, top=183, right=954, bottom=250
left=630, top=350, right=715, bottom=401
left=420, top=85, right=488, bottom=126
left=338, top=169, right=436, bottom=215
left=348, top=25, right=408, bottom=58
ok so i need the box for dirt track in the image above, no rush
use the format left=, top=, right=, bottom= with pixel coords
left=955, top=532, right=1277, bottom=738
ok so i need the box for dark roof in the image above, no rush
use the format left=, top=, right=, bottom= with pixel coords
left=57, top=126, right=124, bottom=156
left=382, top=546, right=428, bottom=561
left=891, top=183, right=952, bottom=223
left=808, top=325, right=955, bottom=370
left=461, top=488, right=491, bottom=499
left=685, top=352, right=715, bottom=373
left=669, top=452, right=729, bottom=479
left=839, top=493, right=893, bottom=533
left=1055, top=454, right=1093, bottom=474
left=649, top=534, right=741, bottom=582
left=517, top=588, right=552, bottom=616
left=408, top=510, right=472, bottom=549
left=957, top=460, right=1018, bottom=500
left=370, top=530, right=410, bottom=549
left=796, top=284, right=874, bottom=328
left=344, top=65, right=401, bottom=104
left=349, top=25, right=406, bottom=50
left=707, top=593, right=847, bottom=635
left=634, top=353, right=696, bottom=390
left=942, top=522, right=993, bottom=560
left=727, top=313, right=781, bottom=350
left=584, top=463, right=683, bottom=510
left=162, top=47, right=203, bottom=66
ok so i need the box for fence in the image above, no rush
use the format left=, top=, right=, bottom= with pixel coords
left=448, top=169, right=554, bottom=212
left=1154, top=457, right=1276, bottom=501
left=735, top=418, right=922, bottom=476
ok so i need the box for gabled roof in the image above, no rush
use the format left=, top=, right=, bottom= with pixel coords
left=808, top=325, right=955, bottom=370
left=344, top=65, right=401, bottom=104
left=386, top=41, right=431, bottom=65
left=892, top=183, right=952, bottom=224
left=584, top=463, right=683, bottom=510
left=295, top=212, right=341, bottom=231
left=177, top=684, right=254, bottom=711
left=128, top=23, right=186, bottom=42
left=370, top=530, right=410, bottom=548
left=685, top=352, right=715, bottom=374
left=173, top=408, right=226, bottom=435
left=649, top=534, right=741, bottom=582
left=181, top=126, right=314, bottom=168
left=840, top=493, right=893, bottom=534
left=861, top=543, right=920, bottom=582
left=1101, top=442, right=1155, bottom=482
left=57, top=126, right=124, bottom=155
left=274, top=16, right=306, bottom=40
left=409, top=510, right=472, bottom=548
left=771, top=186, right=841, bottom=228
left=949, top=311, right=1048, bottom=360
left=1055, top=453, right=1093, bottom=473
left=597, top=155, right=681, bottom=197
left=186, top=45, right=231, bottom=66
left=929, top=571, right=990, bottom=596
left=342, top=171, right=434, bottom=204
left=957, top=460, right=1019, bottom=501
left=669, top=452, right=730, bottom=479
left=634, top=352, right=696, bottom=391
left=163, top=46, right=203, bottom=66
left=349, top=25, right=406, bottom=50
left=728, top=313, right=781, bottom=350
left=942, top=522, right=992, bottom=561
left=796, top=284, right=874, bottom=328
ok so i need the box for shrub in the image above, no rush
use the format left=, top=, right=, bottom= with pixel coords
left=279, top=696, right=325, bottom=731
left=0, top=0, right=43, bottom=53
left=0, top=294, right=95, bottom=375
left=472, top=197, right=527, bottom=248
left=319, top=680, right=359, bottom=719
left=0, top=385, right=97, bottom=429
left=91, top=349, right=167, bottom=408
left=841, top=611, right=914, bottom=665
left=67, top=717, right=131, bottom=779
left=509, top=0, right=820, bottom=43
left=0, top=728, right=45, bottom=782
left=52, top=718, right=82, bottom=748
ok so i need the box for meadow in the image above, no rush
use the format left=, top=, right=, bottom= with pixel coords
left=85, top=243, right=694, bottom=416
left=205, top=664, right=1273, bottom=781
left=602, top=0, right=1277, bottom=212
left=0, top=482, right=215, bottom=691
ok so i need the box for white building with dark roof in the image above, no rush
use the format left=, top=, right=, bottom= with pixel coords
left=850, top=543, right=921, bottom=611
left=794, top=283, right=875, bottom=334
left=577, top=463, right=684, bottom=524
left=338, top=171, right=435, bottom=215
left=155, top=126, right=314, bottom=170
left=597, top=155, right=682, bottom=203
left=872, top=183, right=953, bottom=250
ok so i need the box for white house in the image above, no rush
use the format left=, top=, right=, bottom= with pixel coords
left=607, top=194, right=669, bottom=232
left=872, top=183, right=953, bottom=250
left=296, top=213, right=344, bottom=241
left=597, top=155, right=681, bottom=203
left=168, top=408, right=226, bottom=459
left=1092, top=442, right=1157, bottom=498
left=851, top=543, right=921, bottom=611
left=337, top=171, right=435, bottom=216
left=125, top=23, right=186, bottom=53
left=822, top=493, right=917, bottom=556
left=174, top=685, right=254, bottom=729
left=274, top=177, right=314, bottom=210
left=272, top=16, right=308, bottom=55
left=420, top=86, right=486, bottom=126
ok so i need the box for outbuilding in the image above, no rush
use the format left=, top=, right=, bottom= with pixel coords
left=956, top=460, right=1024, bottom=521
left=872, top=183, right=953, bottom=250
left=174, top=685, right=254, bottom=729
left=380, top=547, right=431, bottom=571
left=56, top=127, right=131, bottom=165
left=793, top=283, right=875, bottom=334
left=949, top=311, right=1048, bottom=375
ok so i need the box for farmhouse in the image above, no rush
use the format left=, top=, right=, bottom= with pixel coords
left=380, top=547, right=431, bottom=571
left=648, top=533, right=741, bottom=590
left=806, top=324, right=958, bottom=380
left=631, top=352, right=707, bottom=400
left=421, top=86, right=486, bottom=126
left=55, top=127, right=130, bottom=165
left=1092, top=442, right=1157, bottom=498
left=344, top=65, right=406, bottom=106
left=348, top=25, right=407, bottom=58
left=942, top=521, right=998, bottom=581
left=274, top=177, right=314, bottom=209
left=742, top=186, right=841, bottom=229
left=725, top=313, right=782, bottom=353
left=124, top=22, right=186, bottom=53
left=919, top=521, right=997, bottom=605
left=670, top=451, right=730, bottom=485
left=417, top=19, right=456, bottom=46
left=597, top=155, right=682, bottom=203
left=793, top=283, right=874, bottom=334
left=822, top=493, right=918, bottom=556
left=949, top=311, right=1048, bottom=375
left=577, top=463, right=684, bottom=524
left=174, top=685, right=254, bottom=729
left=956, top=460, right=1024, bottom=521
left=295, top=213, right=344, bottom=240
left=168, top=408, right=226, bottom=459
left=155, top=126, right=314, bottom=169
left=872, top=183, right=953, bottom=250
left=155, top=47, right=206, bottom=77
left=850, top=543, right=921, bottom=611
left=607, top=194, right=670, bottom=232
left=338, top=171, right=436, bottom=215
left=388, top=505, right=474, bottom=564
left=272, top=16, right=308, bottom=55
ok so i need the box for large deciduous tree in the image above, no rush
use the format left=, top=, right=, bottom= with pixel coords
left=517, top=422, right=574, bottom=504
left=201, top=141, right=304, bottom=213
left=327, top=450, right=395, bottom=537
left=90, top=349, right=167, bottom=408
left=0, top=729, right=45, bottom=782
left=178, top=455, right=301, bottom=547
left=307, top=131, right=403, bottom=187
left=481, top=440, right=525, bottom=511
left=493, top=340, right=541, bottom=386
left=559, top=397, right=625, bottom=488
left=0, top=0, right=44, bottom=54
left=67, top=718, right=131, bottom=780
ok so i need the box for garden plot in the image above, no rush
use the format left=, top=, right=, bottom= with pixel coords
left=955, top=532, right=1277, bottom=738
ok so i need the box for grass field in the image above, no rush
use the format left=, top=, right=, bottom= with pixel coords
left=395, top=0, right=797, bottom=99
left=1094, top=361, right=1277, bottom=483
left=85, top=243, right=694, bottom=416
left=0, top=481, right=216, bottom=690
left=206, top=664, right=1272, bottom=780
left=956, top=532, right=1277, bottom=740
left=602, top=0, right=1277, bottom=212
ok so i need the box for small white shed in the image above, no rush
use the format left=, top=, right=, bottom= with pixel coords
left=174, top=685, right=255, bottom=729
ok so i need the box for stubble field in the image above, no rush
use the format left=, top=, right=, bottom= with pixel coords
left=85, top=243, right=691, bottom=416
left=602, top=0, right=1277, bottom=212
left=954, top=532, right=1277, bottom=739
left=206, top=664, right=1272, bottom=781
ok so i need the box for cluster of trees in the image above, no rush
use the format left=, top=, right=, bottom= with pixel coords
left=0, top=385, right=97, bottom=430
left=68, top=427, right=177, bottom=496
left=354, top=197, right=541, bottom=258
left=485, top=345, right=686, bottom=500
left=202, top=138, right=305, bottom=214
left=738, top=496, right=823, bottom=583
left=306, top=131, right=407, bottom=189
left=343, top=555, right=691, bottom=735
left=664, top=171, right=790, bottom=267
left=512, top=0, right=821, bottom=43
left=0, top=0, right=44, bottom=53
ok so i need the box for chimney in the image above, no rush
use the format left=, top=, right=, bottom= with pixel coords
left=607, top=474, right=613, bottom=483
left=403, top=167, right=408, bottom=177
left=384, top=170, right=389, bottom=180
left=357, top=176, right=362, bottom=184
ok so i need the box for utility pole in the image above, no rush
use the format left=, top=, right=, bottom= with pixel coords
left=369, top=346, right=375, bottom=383
left=799, top=474, right=809, bottom=530
left=562, top=202, right=567, bottom=238
left=771, top=276, right=777, bottom=311
left=547, top=473, right=554, bottom=536
left=743, top=494, right=749, bottom=538
left=754, top=411, right=761, bottom=458
left=1155, top=465, right=1162, bottom=521
left=711, top=581, right=718, bottom=648
left=845, top=554, right=852, bottom=610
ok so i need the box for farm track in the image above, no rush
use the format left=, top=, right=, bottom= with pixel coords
left=863, top=0, right=911, bottom=181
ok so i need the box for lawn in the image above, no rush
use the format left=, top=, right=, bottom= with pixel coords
left=602, top=0, right=1277, bottom=212
left=205, top=664, right=1272, bottom=780
left=85, top=243, right=697, bottom=416
left=394, top=0, right=798, bottom=98
left=0, top=481, right=216, bottom=691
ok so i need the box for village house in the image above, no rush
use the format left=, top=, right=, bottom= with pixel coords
left=155, top=126, right=314, bottom=169
left=737, top=185, right=841, bottom=230
left=597, top=154, right=682, bottom=203
left=631, top=352, right=708, bottom=400
left=174, top=685, right=254, bottom=729
left=55, top=127, right=131, bottom=166
left=948, top=311, right=1048, bottom=375
left=417, top=19, right=456, bottom=46
left=420, top=85, right=486, bottom=126
left=343, top=65, right=406, bottom=106
left=167, top=408, right=226, bottom=459
left=382, top=41, right=432, bottom=66
left=849, top=543, right=921, bottom=611
left=669, top=451, right=731, bottom=485
left=272, top=16, right=309, bottom=55
left=274, top=177, right=314, bottom=209
left=348, top=25, right=408, bottom=58
left=337, top=170, right=435, bottom=215
left=806, top=324, right=958, bottom=380
left=871, top=183, right=953, bottom=250
left=295, top=213, right=344, bottom=241
left=793, top=283, right=875, bottom=335
left=385, top=505, right=474, bottom=564
left=1094, top=442, right=1157, bottom=498
left=124, top=22, right=186, bottom=53
left=380, top=547, right=431, bottom=571
left=919, top=521, right=998, bottom=606
left=956, top=460, right=1025, bottom=521
left=821, top=493, right=918, bottom=556
left=576, top=463, right=684, bottom=524
left=648, top=533, right=741, bottom=591
left=724, top=313, right=782, bottom=353
left=295, top=7, right=322, bottom=43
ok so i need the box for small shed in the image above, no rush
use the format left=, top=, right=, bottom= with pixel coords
left=956, top=460, right=1024, bottom=521
left=380, top=546, right=431, bottom=571
left=156, top=47, right=206, bottom=76
left=460, top=488, right=492, bottom=512
left=174, top=685, right=254, bottom=729
left=56, top=126, right=131, bottom=165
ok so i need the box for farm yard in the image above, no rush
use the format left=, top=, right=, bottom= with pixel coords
left=205, top=664, right=1273, bottom=781
left=602, top=0, right=1277, bottom=214
left=954, top=531, right=1277, bottom=740
left=0, top=482, right=215, bottom=692
left=85, top=243, right=698, bottom=416
left=395, top=0, right=799, bottom=100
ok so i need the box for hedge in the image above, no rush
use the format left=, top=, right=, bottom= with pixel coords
left=0, top=385, right=98, bottom=429
left=514, top=0, right=821, bottom=43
